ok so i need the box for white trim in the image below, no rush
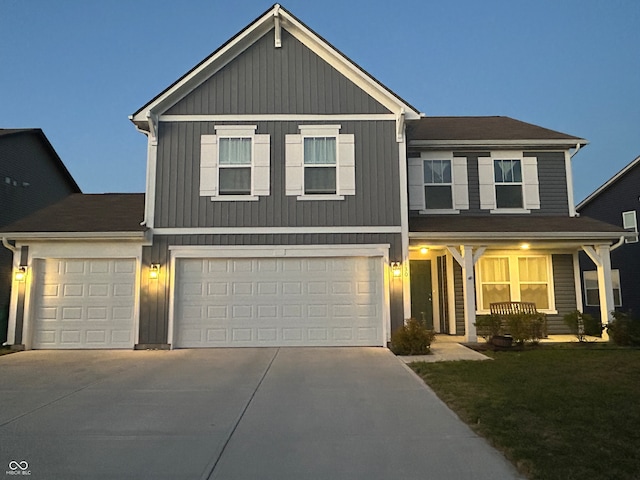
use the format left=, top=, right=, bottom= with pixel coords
left=408, top=231, right=623, bottom=240
left=1, top=232, right=147, bottom=240
left=210, top=195, right=260, bottom=202
left=214, top=125, right=258, bottom=135
left=572, top=252, right=584, bottom=312
left=167, top=253, right=177, bottom=349
left=398, top=135, right=411, bottom=320
left=296, top=195, right=345, bottom=201
left=419, top=209, right=460, bottom=215
left=409, top=139, right=588, bottom=148
left=446, top=253, right=456, bottom=335
left=168, top=244, right=391, bottom=258
left=565, top=150, right=577, bottom=217
left=154, top=226, right=401, bottom=235
left=160, top=114, right=396, bottom=122
left=144, top=134, right=157, bottom=228
left=489, top=208, right=531, bottom=214
left=5, top=248, right=21, bottom=346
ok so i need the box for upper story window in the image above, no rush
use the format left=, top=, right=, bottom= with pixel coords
left=424, top=160, right=453, bottom=209
left=285, top=125, right=355, bottom=200
left=408, top=152, right=468, bottom=213
left=494, top=159, right=523, bottom=208
left=304, top=137, right=337, bottom=194
left=476, top=254, right=554, bottom=312
left=478, top=152, right=540, bottom=213
left=622, top=210, right=638, bottom=243
left=200, top=125, right=270, bottom=201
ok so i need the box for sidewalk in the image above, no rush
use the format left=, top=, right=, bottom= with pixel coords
left=397, top=335, right=491, bottom=363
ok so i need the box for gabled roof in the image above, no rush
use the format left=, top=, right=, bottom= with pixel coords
left=407, top=116, right=587, bottom=149
left=0, top=128, right=81, bottom=193
left=130, top=3, right=420, bottom=130
left=0, top=194, right=146, bottom=239
left=576, top=154, right=640, bottom=211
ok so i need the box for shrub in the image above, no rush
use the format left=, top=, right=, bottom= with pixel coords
left=606, top=311, right=640, bottom=346
left=504, top=313, right=547, bottom=345
left=390, top=318, right=436, bottom=355
left=563, top=310, right=602, bottom=342
left=474, top=314, right=503, bottom=342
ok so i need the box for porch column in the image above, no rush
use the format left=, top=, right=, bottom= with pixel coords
left=447, top=245, right=483, bottom=342
left=582, top=244, right=615, bottom=327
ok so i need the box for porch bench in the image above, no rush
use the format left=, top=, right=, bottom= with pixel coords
left=489, top=302, right=548, bottom=341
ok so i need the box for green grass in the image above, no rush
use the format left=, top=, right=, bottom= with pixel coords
left=410, top=345, right=640, bottom=480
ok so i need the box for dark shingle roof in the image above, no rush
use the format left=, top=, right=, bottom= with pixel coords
left=407, top=116, right=585, bottom=143
left=410, top=215, right=624, bottom=236
left=0, top=193, right=145, bottom=234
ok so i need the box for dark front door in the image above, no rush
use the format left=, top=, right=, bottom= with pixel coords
left=410, top=260, right=433, bottom=328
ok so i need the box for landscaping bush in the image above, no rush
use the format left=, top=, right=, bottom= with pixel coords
left=390, top=317, right=436, bottom=355
left=606, top=311, right=640, bottom=346
left=563, top=310, right=602, bottom=342
left=504, top=313, right=547, bottom=345
left=474, top=314, right=503, bottom=342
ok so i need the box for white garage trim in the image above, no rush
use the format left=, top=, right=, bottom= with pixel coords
left=168, top=244, right=391, bottom=348
left=13, top=242, right=143, bottom=350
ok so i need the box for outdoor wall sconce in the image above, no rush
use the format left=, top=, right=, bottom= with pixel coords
left=391, top=261, right=402, bottom=277
left=149, top=264, right=160, bottom=280
left=14, top=266, right=27, bottom=282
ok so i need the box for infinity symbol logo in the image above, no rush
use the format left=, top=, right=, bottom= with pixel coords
left=8, top=461, right=28, bottom=470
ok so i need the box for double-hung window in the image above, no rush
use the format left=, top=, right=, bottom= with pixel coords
left=477, top=255, right=553, bottom=311
left=583, top=270, right=622, bottom=307
left=200, top=125, right=270, bottom=200
left=494, top=159, right=523, bottom=208
left=424, top=159, right=453, bottom=210
left=622, top=210, right=638, bottom=243
left=303, top=137, right=337, bottom=194
left=285, top=125, right=355, bottom=200
left=478, top=152, right=540, bottom=213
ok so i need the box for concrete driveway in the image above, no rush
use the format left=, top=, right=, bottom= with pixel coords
left=0, top=348, right=521, bottom=479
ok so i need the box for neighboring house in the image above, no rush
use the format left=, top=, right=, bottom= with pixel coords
left=576, top=154, right=640, bottom=320
left=0, top=129, right=80, bottom=344
left=0, top=5, right=624, bottom=350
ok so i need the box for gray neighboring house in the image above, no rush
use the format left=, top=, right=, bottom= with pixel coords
left=576, top=154, right=640, bottom=320
left=0, top=4, right=625, bottom=350
left=0, top=129, right=80, bottom=343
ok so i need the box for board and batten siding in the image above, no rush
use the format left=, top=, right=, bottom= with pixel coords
left=408, top=151, right=570, bottom=216
left=165, top=29, right=390, bottom=116
left=139, top=233, right=403, bottom=345
left=154, top=121, right=400, bottom=229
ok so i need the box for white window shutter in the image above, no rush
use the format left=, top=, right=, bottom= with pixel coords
left=522, top=156, right=540, bottom=209
left=285, top=134, right=303, bottom=196
left=338, top=134, right=356, bottom=196
left=407, top=158, right=424, bottom=210
left=253, top=134, right=270, bottom=196
left=478, top=157, right=496, bottom=210
left=200, top=135, right=218, bottom=197
left=452, top=157, right=469, bottom=210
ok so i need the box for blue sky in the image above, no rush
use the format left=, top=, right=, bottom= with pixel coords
left=1, top=0, right=638, bottom=203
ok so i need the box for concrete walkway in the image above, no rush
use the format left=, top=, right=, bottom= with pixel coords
left=0, top=348, right=521, bottom=479
left=397, top=336, right=491, bottom=363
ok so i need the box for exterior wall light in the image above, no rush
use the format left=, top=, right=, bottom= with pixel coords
left=391, top=261, right=402, bottom=277
left=149, top=264, right=160, bottom=280
left=14, top=266, right=27, bottom=282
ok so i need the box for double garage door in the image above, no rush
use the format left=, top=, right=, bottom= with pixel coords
left=32, top=258, right=136, bottom=349
left=174, top=256, right=384, bottom=347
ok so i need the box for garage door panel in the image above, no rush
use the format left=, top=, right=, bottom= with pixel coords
left=175, top=256, right=383, bottom=347
left=32, top=259, right=136, bottom=349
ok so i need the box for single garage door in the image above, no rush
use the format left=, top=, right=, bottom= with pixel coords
left=32, top=258, right=136, bottom=349
left=174, top=256, right=384, bottom=347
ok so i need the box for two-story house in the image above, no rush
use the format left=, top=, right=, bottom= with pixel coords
left=576, top=154, right=640, bottom=320
left=0, top=129, right=80, bottom=344
left=0, top=5, right=624, bottom=350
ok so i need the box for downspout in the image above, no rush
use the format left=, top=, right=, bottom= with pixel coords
left=570, top=142, right=582, bottom=159
left=610, top=235, right=626, bottom=252
left=1, top=237, right=17, bottom=253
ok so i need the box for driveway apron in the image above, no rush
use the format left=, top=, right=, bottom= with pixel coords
left=0, top=348, right=521, bottom=479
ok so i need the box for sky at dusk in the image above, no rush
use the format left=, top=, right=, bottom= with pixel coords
left=1, top=0, right=639, bottom=203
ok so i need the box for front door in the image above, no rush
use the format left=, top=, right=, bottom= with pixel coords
left=410, top=260, right=433, bottom=328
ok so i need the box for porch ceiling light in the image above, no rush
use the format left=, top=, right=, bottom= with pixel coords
left=14, top=266, right=27, bottom=282
left=149, top=264, right=160, bottom=280
left=520, top=243, right=530, bottom=250
left=420, top=247, right=429, bottom=254
left=391, top=261, right=402, bottom=277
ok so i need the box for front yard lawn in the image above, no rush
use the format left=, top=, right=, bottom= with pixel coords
left=410, top=345, right=640, bottom=480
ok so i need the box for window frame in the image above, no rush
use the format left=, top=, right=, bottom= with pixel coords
left=475, top=253, right=556, bottom=314
left=493, top=158, right=524, bottom=210
left=583, top=270, right=622, bottom=307
left=622, top=210, right=639, bottom=243
left=423, top=159, right=454, bottom=211
left=302, top=135, right=338, bottom=196
left=217, top=136, right=253, bottom=196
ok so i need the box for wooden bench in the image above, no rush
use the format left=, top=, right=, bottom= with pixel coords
left=490, top=301, right=538, bottom=316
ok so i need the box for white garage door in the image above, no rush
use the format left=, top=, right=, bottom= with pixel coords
left=32, top=258, right=136, bottom=349
left=174, top=256, right=384, bottom=347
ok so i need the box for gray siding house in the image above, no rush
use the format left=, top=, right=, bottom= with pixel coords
left=0, top=129, right=80, bottom=344
left=0, top=5, right=624, bottom=350
left=577, top=155, right=640, bottom=319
